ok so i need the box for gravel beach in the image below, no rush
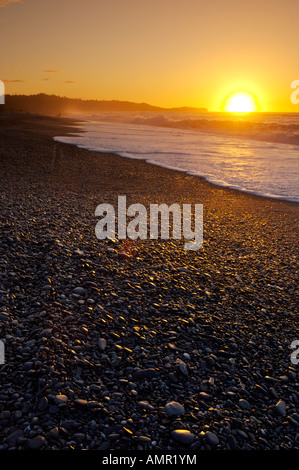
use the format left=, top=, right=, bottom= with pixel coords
left=0, top=113, right=298, bottom=451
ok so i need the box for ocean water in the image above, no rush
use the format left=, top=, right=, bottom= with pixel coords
left=54, top=112, right=299, bottom=203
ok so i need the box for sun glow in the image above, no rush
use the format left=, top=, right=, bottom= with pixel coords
left=223, top=90, right=259, bottom=113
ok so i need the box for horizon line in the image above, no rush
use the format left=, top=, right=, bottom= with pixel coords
left=2, top=92, right=299, bottom=113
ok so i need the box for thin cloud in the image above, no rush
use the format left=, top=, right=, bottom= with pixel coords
left=2, top=79, right=25, bottom=83
left=64, top=81, right=76, bottom=84
left=43, top=70, right=62, bottom=73
left=0, top=1, right=22, bottom=8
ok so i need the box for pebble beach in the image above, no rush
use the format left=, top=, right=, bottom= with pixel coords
left=0, top=113, right=298, bottom=451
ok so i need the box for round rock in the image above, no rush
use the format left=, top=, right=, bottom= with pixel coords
left=27, top=436, right=46, bottom=450
left=97, top=338, right=107, bottom=351
left=171, top=430, right=195, bottom=445
left=275, top=400, right=287, bottom=416
left=73, top=287, right=86, bottom=296
left=238, top=399, right=251, bottom=410
left=54, top=394, right=68, bottom=405
left=205, top=431, right=219, bottom=447
left=165, top=401, right=185, bottom=417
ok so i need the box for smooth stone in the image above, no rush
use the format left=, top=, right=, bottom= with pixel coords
left=205, top=431, right=219, bottom=447
left=73, top=433, right=85, bottom=441
left=0, top=314, right=9, bottom=321
left=74, top=399, right=88, bottom=407
left=73, top=287, right=86, bottom=296
left=275, top=400, right=287, bottom=416
left=206, top=356, right=215, bottom=367
left=27, top=436, right=46, bottom=450
left=47, top=427, right=59, bottom=439
left=54, top=394, right=68, bottom=405
left=138, top=401, right=155, bottom=411
left=7, top=430, right=23, bottom=447
left=199, top=392, right=211, bottom=400
left=237, top=429, right=248, bottom=439
left=61, top=419, right=81, bottom=430
left=138, top=436, right=151, bottom=443
left=228, top=434, right=237, bottom=449
left=165, top=401, right=185, bottom=417
left=171, top=430, right=195, bottom=445
left=37, top=397, right=48, bottom=411
left=86, top=401, right=101, bottom=408
left=0, top=410, right=11, bottom=420
left=177, top=360, right=188, bottom=376
left=134, top=368, right=159, bottom=380
left=183, top=353, right=191, bottom=360
left=97, top=338, right=107, bottom=351
left=239, top=399, right=251, bottom=410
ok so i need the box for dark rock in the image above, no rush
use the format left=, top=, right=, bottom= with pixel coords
left=133, top=368, right=159, bottom=380
left=7, top=430, right=23, bottom=447
left=27, top=435, right=46, bottom=450
left=205, top=431, right=219, bottom=447
left=171, top=430, right=195, bottom=445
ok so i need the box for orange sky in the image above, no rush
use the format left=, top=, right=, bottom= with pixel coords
left=1, top=0, right=299, bottom=112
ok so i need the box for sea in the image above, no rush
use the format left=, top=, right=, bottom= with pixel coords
left=54, top=112, right=299, bottom=203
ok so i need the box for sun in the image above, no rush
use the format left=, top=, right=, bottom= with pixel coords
left=223, top=90, right=259, bottom=113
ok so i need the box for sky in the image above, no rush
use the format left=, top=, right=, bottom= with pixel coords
left=0, top=0, right=299, bottom=111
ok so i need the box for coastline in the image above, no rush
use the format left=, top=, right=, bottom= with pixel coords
left=54, top=116, right=299, bottom=205
left=0, top=113, right=298, bottom=451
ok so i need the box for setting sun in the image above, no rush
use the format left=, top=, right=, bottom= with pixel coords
left=223, top=90, right=259, bottom=113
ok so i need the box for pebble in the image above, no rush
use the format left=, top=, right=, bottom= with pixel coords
left=205, top=431, right=219, bottom=447
left=133, top=368, right=159, bottom=380
left=138, top=436, right=151, bottom=443
left=54, top=394, right=68, bottom=405
left=47, top=427, right=60, bottom=440
left=97, top=338, right=107, bottom=351
left=7, top=430, right=23, bottom=447
left=275, top=400, right=287, bottom=416
left=238, top=399, right=251, bottom=410
left=138, top=401, right=155, bottom=411
left=177, top=360, right=188, bottom=376
left=74, top=399, right=88, bottom=407
left=27, top=436, right=46, bottom=450
left=164, top=401, right=185, bottom=417
left=171, top=430, right=195, bottom=445
left=73, top=287, right=86, bottom=296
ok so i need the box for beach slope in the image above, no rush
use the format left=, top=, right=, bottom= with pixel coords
left=0, top=113, right=298, bottom=451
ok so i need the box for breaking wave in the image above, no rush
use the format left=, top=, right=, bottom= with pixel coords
left=55, top=112, right=299, bottom=203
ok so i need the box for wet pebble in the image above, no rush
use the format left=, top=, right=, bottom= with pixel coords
left=27, top=436, right=46, bottom=450
left=205, top=431, right=219, bottom=447
left=164, top=401, right=185, bottom=417
left=171, top=430, right=195, bottom=445
left=275, top=400, right=287, bottom=416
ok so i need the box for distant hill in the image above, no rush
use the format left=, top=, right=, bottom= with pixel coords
left=1, top=93, right=208, bottom=116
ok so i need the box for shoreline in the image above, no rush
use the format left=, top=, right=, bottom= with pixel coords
left=0, top=113, right=298, bottom=451
left=53, top=116, right=299, bottom=205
